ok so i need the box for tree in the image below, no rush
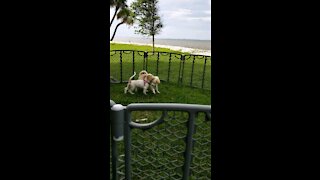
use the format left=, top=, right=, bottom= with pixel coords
left=110, top=7, right=134, bottom=41
left=131, top=0, right=163, bottom=53
left=110, top=0, right=127, bottom=28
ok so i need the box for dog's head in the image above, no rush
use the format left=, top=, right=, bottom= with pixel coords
left=146, top=74, right=160, bottom=84
left=146, top=73, right=154, bottom=82
left=139, top=70, right=148, bottom=79
left=154, top=77, right=160, bottom=84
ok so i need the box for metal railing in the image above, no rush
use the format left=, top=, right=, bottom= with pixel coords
left=110, top=50, right=211, bottom=90
left=110, top=100, right=211, bottom=180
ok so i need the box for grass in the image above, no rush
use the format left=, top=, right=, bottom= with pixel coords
left=110, top=43, right=211, bottom=91
left=110, top=42, right=185, bottom=53
left=110, top=83, right=211, bottom=105
left=110, top=43, right=211, bottom=179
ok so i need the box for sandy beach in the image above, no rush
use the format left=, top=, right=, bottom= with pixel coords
left=112, top=41, right=211, bottom=56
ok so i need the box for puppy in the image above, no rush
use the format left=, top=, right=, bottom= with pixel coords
left=138, top=70, right=148, bottom=80
left=124, top=72, right=149, bottom=95
left=146, top=73, right=161, bottom=94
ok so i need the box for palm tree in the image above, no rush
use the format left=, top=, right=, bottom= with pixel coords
left=110, top=0, right=127, bottom=28
left=110, top=7, right=134, bottom=41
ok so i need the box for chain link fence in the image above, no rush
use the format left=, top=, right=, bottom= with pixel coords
left=110, top=50, right=211, bottom=90
left=110, top=100, right=211, bottom=180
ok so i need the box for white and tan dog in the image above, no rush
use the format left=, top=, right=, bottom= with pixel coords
left=138, top=70, right=148, bottom=80
left=146, top=73, right=161, bottom=94
left=124, top=72, right=149, bottom=95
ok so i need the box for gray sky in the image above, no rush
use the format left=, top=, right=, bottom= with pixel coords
left=110, top=0, right=211, bottom=40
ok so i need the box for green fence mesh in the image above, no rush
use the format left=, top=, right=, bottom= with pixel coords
left=110, top=109, right=211, bottom=180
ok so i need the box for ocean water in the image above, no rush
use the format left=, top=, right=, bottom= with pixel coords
left=113, top=37, right=211, bottom=50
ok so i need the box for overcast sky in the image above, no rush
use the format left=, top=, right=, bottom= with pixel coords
left=110, top=0, right=211, bottom=40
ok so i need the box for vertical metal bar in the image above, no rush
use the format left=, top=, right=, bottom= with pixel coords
left=110, top=103, right=125, bottom=180
left=132, top=51, right=135, bottom=80
left=143, top=51, right=146, bottom=70
left=190, top=56, right=195, bottom=87
left=111, top=138, right=118, bottom=180
left=110, top=100, right=117, bottom=180
left=120, top=51, right=123, bottom=82
left=178, top=55, right=183, bottom=85
left=167, top=53, right=172, bottom=82
left=181, top=55, right=185, bottom=85
left=183, top=111, right=196, bottom=180
left=124, top=110, right=132, bottom=180
left=201, top=57, right=207, bottom=89
left=156, top=52, right=159, bottom=76
left=144, top=51, right=148, bottom=71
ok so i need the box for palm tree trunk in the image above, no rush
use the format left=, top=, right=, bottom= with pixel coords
left=110, top=7, right=119, bottom=28
left=110, top=22, right=125, bottom=41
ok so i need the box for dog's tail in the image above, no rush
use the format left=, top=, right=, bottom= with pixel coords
left=128, top=72, right=136, bottom=83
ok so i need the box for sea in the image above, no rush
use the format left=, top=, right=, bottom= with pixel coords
left=112, top=37, right=211, bottom=50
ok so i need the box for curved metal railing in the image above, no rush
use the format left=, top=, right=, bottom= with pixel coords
left=110, top=50, right=212, bottom=90
left=110, top=100, right=211, bottom=180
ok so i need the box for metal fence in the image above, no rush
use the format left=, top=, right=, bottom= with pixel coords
left=110, top=50, right=211, bottom=90
left=110, top=100, right=211, bottom=180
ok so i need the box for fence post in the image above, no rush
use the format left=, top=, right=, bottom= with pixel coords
left=120, top=51, right=123, bottom=83
left=183, top=111, right=196, bottom=180
left=190, top=56, right=195, bottom=87
left=181, top=55, right=186, bottom=85
left=110, top=103, right=126, bottom=180
left=156, top=52, right=160, bottom=75
left=167, top=53, right=172, bottom=82
left=201, top=56, right=207, bottom=89
left=132, top=51, right=135, bottom=80
left=178, top=55, right=185, bottom=85
left=144, top=51, right=148, bottom=71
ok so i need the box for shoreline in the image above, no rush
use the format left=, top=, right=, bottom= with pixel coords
left=111, top=41, right=211, bottom=56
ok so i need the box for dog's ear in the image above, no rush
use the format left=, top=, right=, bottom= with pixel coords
left=146, top=74, right=153, bottom=81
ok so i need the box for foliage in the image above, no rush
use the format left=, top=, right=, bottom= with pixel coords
left=131, top=0, right=163, bottom=52
left=110, top=0, right=128, bottom=27
left=110, top=7, right=135, bottom=41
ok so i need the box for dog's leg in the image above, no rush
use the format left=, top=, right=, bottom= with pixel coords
left=124, top=83, right=131, bottom=94
left=129, top=86, right=135, bottom=94
left=143, top=86, right=148, bottom=95
left=156, top=84, right=160, bottom=93
left=150, top=85, right=156, bottom=94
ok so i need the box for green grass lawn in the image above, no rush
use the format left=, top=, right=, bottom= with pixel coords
left=111, top=83, right=211, bottom=105
left=110, top=43, right=211, bottom=179
left=110, top=43, right=211, bottom=91
left=110, top=42, right=184, bottom=53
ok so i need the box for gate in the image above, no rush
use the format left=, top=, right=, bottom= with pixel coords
left=110, top=100, right=211, bottom=180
